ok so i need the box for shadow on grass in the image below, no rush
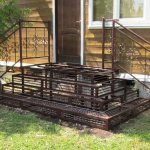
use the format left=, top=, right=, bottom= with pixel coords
left=0, top=105, right=62, bottom=137
left=116, top=110, right=150, bottom=143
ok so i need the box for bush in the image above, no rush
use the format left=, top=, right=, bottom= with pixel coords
left=0, top=0, right=30, bottom=37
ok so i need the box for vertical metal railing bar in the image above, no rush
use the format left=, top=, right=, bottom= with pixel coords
left=14, top=32, right=17, bottom=62
left=41, top=79, right=44, bottom=98
left=111, top=20, right=115, bottom=71
left=44, top=28, right=46, bottom=57
left=110, top=20, right=116, bottom=96
left=49, top=67, right=53, bottom=101
left=25, top=28, right=28, bottom=58
left=19, top=20, right=24, bottom=94
left=102, top=18, right=105, bottom=69
left=145, top=49, right=147, bottom=75
left=34, top=28, right=37, bottom=56
left=48, top=21, right=51, bottom=64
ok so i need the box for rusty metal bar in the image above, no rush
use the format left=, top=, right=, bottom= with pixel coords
left=48, top=21, right=51, bottom=64
left=115, top=28, right=150, bottom=53
left=116, top=64, right=150, bottom=91
left=14, top=32, right=17, bottom=62
left=41, top=79, right=44, bottom=98
left=114, top=20, right=150, bottom=45
left=19, top=20, right=24, bottom=93
left=102, top=18, right=105, bottom=69
left=111, top=20, right=115, bottom=70
left=44, top=28, right=46, bottom=56
left=25, top=28, right=28, bottom=58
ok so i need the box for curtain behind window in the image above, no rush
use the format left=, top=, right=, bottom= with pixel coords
left=120, top=0, right=144, bottom=18
left=93, top=0, right=113, bottom=21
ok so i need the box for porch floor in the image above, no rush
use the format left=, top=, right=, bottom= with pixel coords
left=0, top=63, right=150, bottom=130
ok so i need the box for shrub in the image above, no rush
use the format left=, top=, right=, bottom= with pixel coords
left=0, top=0, right=30, bottom=37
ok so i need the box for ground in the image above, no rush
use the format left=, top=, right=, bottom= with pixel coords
left=0, top=105, right=150, bottom=150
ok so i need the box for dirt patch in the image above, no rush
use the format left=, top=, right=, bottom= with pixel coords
left=37, top=114, right=114, bottom=138
left=141, top=109, right=150, bottom=116
left=89, top=128, right=113, bottom=138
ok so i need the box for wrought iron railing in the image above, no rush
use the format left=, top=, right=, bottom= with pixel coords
left=102, top=18, right=150, bottom=90
left=0, top=20, right=51, bottom=78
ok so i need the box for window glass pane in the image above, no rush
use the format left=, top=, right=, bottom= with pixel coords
left=120, top=0, right=144, bottom=18
left=93, top=0, right=113, bottom=21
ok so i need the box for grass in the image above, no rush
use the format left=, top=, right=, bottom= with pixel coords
left=0, top=106, right=150, bottom=150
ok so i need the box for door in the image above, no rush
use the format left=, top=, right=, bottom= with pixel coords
left=56, top=0, right=81, bottom=64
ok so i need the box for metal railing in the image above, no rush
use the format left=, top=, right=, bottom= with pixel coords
left=102, top=18, right=150, bottom=90
left=0, top=20, right=51, bottom=78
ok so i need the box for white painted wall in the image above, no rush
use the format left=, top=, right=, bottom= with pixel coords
left=117, top=73, right=150, bottom=99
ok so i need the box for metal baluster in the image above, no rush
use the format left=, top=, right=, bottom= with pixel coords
left=14, top=32, right=17, bottom=62
left=48, top=21, right=51, bottom=64
left=26, top=28, right=28, bottom=58
left=44, top=28, right=46, bottom=56
left=102, top=18, right=105, bottom=69
left=19, top=20, right=24, bottom=94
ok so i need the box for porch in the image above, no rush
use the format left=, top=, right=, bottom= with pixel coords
left=0, top=19, right=150, bottom=130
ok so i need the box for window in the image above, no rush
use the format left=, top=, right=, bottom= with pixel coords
left=93, top=0, right=113, bottom=21
left=89, top=0, right=150, bottom=29
left=120, top=0, right=144, bottom=18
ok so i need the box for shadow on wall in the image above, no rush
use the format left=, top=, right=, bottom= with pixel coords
left=19, top=0, right=53, bottom=62
left=19, top=0, right=52, bottom=21
left=84, top=29, right=109, bottom=68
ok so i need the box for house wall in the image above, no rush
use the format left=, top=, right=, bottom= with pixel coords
left=14, top=0, right=150, bottom=74
left=18, top=0, right=53, bottom=64
left=84, top=0, right=103, bottom=68
left=84, top=0, right=150, bottom=75
left=19, top=0, right=52, bottom=21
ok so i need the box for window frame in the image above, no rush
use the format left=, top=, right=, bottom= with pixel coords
left=88, top=0, right=150, bottom=29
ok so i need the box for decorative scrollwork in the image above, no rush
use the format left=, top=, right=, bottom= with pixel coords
left=113, top=31, right=149, bottom=74
left=0, top=41, right=12, bottom=61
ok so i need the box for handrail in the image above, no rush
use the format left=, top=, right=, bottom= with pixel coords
left=0, top=59, right=20, bottom=78
left=0, top=22, right=19, bottom=44
left=116, top=64, right=150, bottom=91
left=102, top=18, right=150, bottom=91
left=104, top=19, right=150, bottom=46
left=115, top=28, right=150, bottom=53
left=0, top=21, right=19, bottom=37
left=114, top=20, right=150, bottom=46
left=0, top=28, right=19, bottom=45
left=0, top=20, right=51, bottom=81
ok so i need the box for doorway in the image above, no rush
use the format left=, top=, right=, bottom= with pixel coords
left=55, top=0, right=81, bottom=64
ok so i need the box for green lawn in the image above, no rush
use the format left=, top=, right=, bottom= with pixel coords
left=0, top=105, right=150, bottom=150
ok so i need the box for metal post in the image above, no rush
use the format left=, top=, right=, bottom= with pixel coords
left=14, top=32, right=17, bottom=62
left=12, top=76, right=14, bottom=94
left=48, top=21, right=51, bottom=64
left=145, top=49, right=147, bottom=75
left=49, top=67, right=53, bottom=100
left=102, top=18, right=105, bottom=69
left=0, top=80, right=2, bottom=94
left=41, top=79, right=43, bottom=98
left=111, top=20, right=116, bottom=96
left=19, top=20, right=24, bottom=93
left=123, top=80, right=127, bottom=102
left=45, top=68, right=48, bottom=89
left=0, top=82, right=4, bottom=100
left=112, top=20, right=115, bottom=71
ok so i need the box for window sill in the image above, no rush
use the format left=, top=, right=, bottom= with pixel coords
left=88, top=22, right=150, bottom=29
